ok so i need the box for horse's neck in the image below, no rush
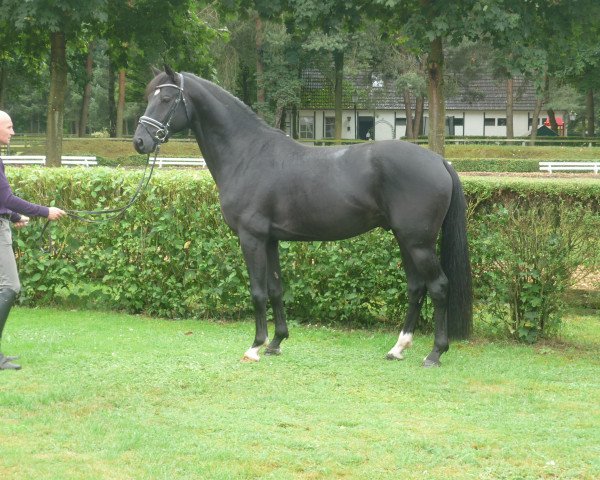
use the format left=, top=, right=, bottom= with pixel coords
left=188, top=79, right=272, bottom=186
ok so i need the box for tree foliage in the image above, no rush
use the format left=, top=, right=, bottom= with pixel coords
left=0, top=0, right=598, bottom=144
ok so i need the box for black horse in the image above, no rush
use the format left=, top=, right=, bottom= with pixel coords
left=134, top=66, right=472, bottom=366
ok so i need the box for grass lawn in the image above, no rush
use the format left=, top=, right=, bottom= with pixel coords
left=1, top=308, right=599, bottom=479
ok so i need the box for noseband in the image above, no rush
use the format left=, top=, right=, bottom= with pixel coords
left=138, top=73, right=191, bottom=145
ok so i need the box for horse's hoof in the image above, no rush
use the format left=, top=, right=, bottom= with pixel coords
left=241, top=347, right=261, bottom=362
left=264, top=347, right=281, bottom=356
left=386, top=352, right=404, bottom=361
left=241, top=354, right=260, bottom=363
left=422, top=358, right=441, bottom=368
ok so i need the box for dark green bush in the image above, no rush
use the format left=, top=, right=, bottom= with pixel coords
left=469, top=200, right=599, bottom=341
left=8, top=168, right=600, bottom=340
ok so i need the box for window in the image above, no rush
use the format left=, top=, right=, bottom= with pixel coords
left=453, top=118, right=464, bottom=126
left=299, top=116, right=314, bottom=139
left=497, top=118, right=507, bottom=126
left=324, top=117, right=335, bottom=139
left=395, top=118, right=407, bottom=126
left=484, top=118, right=495, bottom=127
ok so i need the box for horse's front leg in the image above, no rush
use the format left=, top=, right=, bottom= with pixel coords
left=264, top=239, right=288, bottom=356
left=238, top=231, right=270, bottom=362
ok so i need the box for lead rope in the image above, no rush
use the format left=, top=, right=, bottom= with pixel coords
left=38, top=147, right=161, bottom=253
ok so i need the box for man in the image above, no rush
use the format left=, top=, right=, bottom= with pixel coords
left=0, top=110, right=66, bottom=371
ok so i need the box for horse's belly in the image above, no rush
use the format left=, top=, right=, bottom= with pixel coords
left=271, top=206, right=385, bottom=241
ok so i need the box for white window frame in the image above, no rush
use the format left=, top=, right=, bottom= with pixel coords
left=299, top=116, right=314, bottom=139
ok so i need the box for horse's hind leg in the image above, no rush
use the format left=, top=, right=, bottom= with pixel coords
left=264, top=239, right=289, bottom=356
left=386, top=246, right=426, bottom=361
left=238, top=231, right=270, bottom=362
left=389, top=233, right=449, bottom=366
left=407, top=245, right=449, bottom=367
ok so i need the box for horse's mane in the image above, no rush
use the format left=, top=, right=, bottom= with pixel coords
left=191, top=74, right=288, bottom=136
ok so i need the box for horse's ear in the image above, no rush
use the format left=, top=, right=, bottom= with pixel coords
left=164, top=64, right=176, bottom=81
left=151, top=66, right=162, bottom=77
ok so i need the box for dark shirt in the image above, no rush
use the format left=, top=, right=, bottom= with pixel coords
left=0, top=159, right=49, bottom=221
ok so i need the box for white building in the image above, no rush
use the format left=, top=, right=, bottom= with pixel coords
left=296, top=72, right=547, bottom=141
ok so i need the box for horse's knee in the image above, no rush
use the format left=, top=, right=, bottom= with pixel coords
left=267, top=285, right=283, bottom=304
left=427, top=276, right=448, bottom=305
left=407, top=282, right=426, bottom=304
left=249, top=287, right=267, bottom=307
left=0, top=287, right=18, bottom=305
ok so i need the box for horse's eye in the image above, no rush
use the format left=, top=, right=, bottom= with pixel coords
left=161, top=96, right=172, bottom=103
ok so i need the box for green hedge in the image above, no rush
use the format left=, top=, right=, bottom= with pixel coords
left=8, top=168, right=600, bottom=337
left=448, top=158, right=540, bottom=172
left=448, top=158, right=600, bottom=172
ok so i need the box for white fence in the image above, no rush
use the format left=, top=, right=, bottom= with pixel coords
left=539, top=161, right=600, bottom=174
left=2, top=155, right=97, bottom=167
left=149, top=157, right=206, bottom=168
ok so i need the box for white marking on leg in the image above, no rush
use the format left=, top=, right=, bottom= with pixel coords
left=242, top=338, right=269, bottom=362
left=243, top=346, right=261, bottom=362
left=387, top=331, right=413, bottom=360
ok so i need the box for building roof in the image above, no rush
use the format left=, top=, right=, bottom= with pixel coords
left=300, top=69, right=538, bottom=111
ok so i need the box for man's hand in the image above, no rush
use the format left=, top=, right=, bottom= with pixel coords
left=13, top=215, right=29, bottom=229
left=47, top=207, right=67, bottom=221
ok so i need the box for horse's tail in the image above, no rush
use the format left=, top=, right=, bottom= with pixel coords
left=441, top=161, right=472, bottom=339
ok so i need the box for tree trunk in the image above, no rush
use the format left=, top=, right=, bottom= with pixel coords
left=46, top=31, right=67, bottom=167
left=403, top=91, right=414, bottom=139
left=79, top=42, right=94, bottom=137
left=255, top=13, right=265, bottom=105
left=414, top=96, right=424, bottom=138
left=547, top=108, right=558, bottom=133
left=291, top=104, right=298, bottom=139
left=116, top=68, right=126, bottom=137
left=274, top=106, right=284, bottom=130
left=107, top=60, right=117, bottom=137
left=426, top=37, right=445, bottom=155
left=506, top=77, right=514, bottom=139
left=530, top=73, right=548, bottom=146
left=585, top=89, right=595, bottom=136
left=334, top=49, right=344, bottom=141
left=0, top=64, right=6, bottom=109
left=530, top=97, right=543, bottom=146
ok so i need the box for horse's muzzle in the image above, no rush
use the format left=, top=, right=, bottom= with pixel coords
left=133, top=134, right=156, bottom=154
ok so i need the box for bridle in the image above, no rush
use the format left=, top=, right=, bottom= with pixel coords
left=138, top=73, right=192, bottom=145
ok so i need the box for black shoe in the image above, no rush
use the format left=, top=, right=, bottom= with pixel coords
left=0, top=358, right=21, bottom=370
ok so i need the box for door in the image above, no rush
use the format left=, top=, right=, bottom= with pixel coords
left=358, top=116, right=374, bottom=140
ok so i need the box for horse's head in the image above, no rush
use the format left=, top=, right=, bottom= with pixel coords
left=134, top=65, right=191, bottom=154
